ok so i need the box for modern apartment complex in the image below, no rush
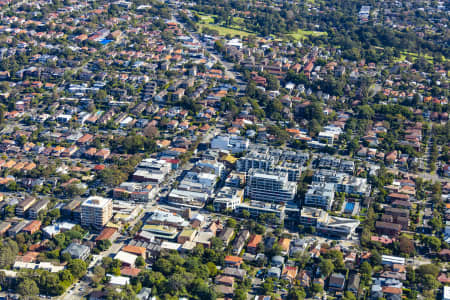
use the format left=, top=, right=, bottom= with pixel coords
left=236, top=147, right=308, bottom=182
left=304, top=183, right=335, bottom=210
left=245, top=169, right=297, bottom=203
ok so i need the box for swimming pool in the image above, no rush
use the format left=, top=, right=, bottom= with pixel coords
left=344, top=202, right=355, bottom=212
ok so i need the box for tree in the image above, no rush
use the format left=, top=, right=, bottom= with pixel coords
left=342, top=291, right=356, bottom=300
left=206, top=262, right=218, bottom=277
left=370, top=250, right=382, bottom=266
left=360, top=261, right=372, bottom=281
left=422, top=274, right=440, bottom=290
left=97, top=239, right=112, bottom=251
left=67, top=259, right=87, bottom=278
left=423, top=236, right=441, bottom=251
left=143, top=125, right=159, bottom=139
left=358, top=105, right=375, bottom=120
left=17, top=278, right=39, bottom=298
left=136, top=256, right=145, bottom=268
left=226, top=218, right=237, bottom=228
left=287, top=287, right=306, bottom=300
left=0, top=239, right=19, bottom=268
left=191, top=278, right=216, bottom=300
left=93, top=265, right=105, bottom=285
left=323, top=249, right=344, bottom=269
left=311, top=283, right=323, bottom=294
left=318, top=259, right=334, bottom=277
left=210, top=237, right=224, bottom=251
left=417, top=264, right=440, bottom=278
left=261, top=278, right=274, bottom=295
left=399, top=236, right=415, bottom=256
left=233, top=288, right=247, bottom=300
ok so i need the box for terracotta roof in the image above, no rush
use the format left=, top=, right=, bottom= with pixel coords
left=247, top=234, right=262, bottom=248
left=121, top=266, right=142, bottom=277
left=95, top=227, right=117, bottom=241
left=122, top=245, right=146, bottom=256
left=278, top=238, right=290, bottom=251
left=225, top=256, right=243, bottom=263
left=382, top=286, right=402, bottom=295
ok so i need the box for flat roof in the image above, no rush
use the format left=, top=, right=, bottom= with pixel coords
left=82, top=196, right=111, bottom=208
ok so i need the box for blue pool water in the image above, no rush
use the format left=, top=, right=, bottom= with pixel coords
left=99, top=39, right=113, bottom=45
left=345, top=202, right=355, bottom=212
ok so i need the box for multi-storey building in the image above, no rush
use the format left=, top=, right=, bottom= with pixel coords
left=312, top=169, right=371, bottom=196
left=213, top=187, right=244, bottom=211
left=300, top=207, right=360, bottom=239
left=245, top=169, right=297, bottom=203
left=237, top=148, right=306, bottom=182
left=211, top=135, right=250, bottom=154
left=304, top=183, right=335, bottom=210
left=81, top=196, right=113, bottom=229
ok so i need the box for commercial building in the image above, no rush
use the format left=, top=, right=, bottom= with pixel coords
left=213, top=187, right=244, bottom=212
left=236, top=201, right=285, bottom=224
left=245, top=169, right=297, bottom=203
left=179, top=172, right=217, bottom=194
left=301, top=207, right=359, bottom=239
left=141, top=224, right=178, bottom=240
left=146, top=209, right=189, bottom=229
left=81, top=196, right=113, bottom=229
left=167, top=189, right=208, bottom=209
left=304, top=183, right=335, bottom=210
left=316, top=214, right=360, bottom=239
left=237, top=151, right=275, bottom=173
left=211, top=135, right=249, bottom=154
left=300, top=207, right=328, bottom=227
left=195, top=160, right=225, bottom=177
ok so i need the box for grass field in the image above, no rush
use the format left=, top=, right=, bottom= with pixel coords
left=288, top=29, right=327, bottom=41
left=193, top=11, right=255, bottom=37
left=198, top=23, right=255, bottom=37
left=193, top=11, right=327, bottom=40
left=198, top=15, right=215, bottom=24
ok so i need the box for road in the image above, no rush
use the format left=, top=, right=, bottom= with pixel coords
left=59, top=123, right=222, bottom=299
left=172, top=14, right=245, bottom=83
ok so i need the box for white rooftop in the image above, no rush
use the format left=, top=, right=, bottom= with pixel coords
left=107, top=274, right=130, bottom=286
left=114, top=251, right=138, bottom=266
left=82, top=196, right=111, bottom=208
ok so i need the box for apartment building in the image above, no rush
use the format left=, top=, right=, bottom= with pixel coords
left=81, top=196, right=113, bottom=229
left=245, top=169, right=297, bottom=203
left=16, top=196, right=37, bottom=217
left=28, top=199, right=50, bottom=219
left=312, top=169, right=371, bottom=196
left=211, top=135, right=250, bottom=154
left=237, top=148, right=306, bottom=182
left=304, top=183, right=335, bottom=210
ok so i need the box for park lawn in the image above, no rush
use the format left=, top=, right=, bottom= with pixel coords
left=191, top=11, right=217, bottom=24
left=198, top=15, right=215, bottom=24
left=198, top=23, right=255, bottom=37
left=394, top=51, right=447, bottom=63
left=288, top=29, right=327, bottom=41
left=232, top=16, right=246, bottom=25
